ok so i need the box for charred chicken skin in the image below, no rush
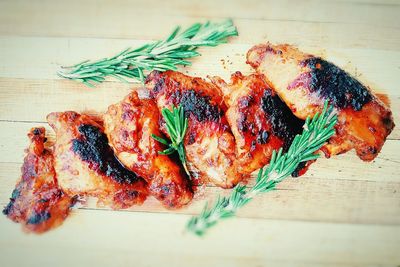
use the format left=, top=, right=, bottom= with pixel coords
left=146, top=70, right=243, bottom=188
left=47, top=111, right=148, bottom=209
left=3, top=128, right=74, bottom=233
left=211, top=72, right=310, bottom=177
left=247, top=43, right=395, bottom=161
left=104, top=91, right=193, bottom=208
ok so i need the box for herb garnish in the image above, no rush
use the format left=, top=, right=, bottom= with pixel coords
left=152, top=106, right=190, bottom=176
left=58, top=20, right=238, bottom=87
left=187, top=101, right=337, bottom=236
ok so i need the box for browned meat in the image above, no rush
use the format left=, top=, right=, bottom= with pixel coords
left=47, top=111, right=148, bottom=209
left=211, top=72, right=311, bottom=177
left=3, top=128, right=74, bottom=233
left=145, top=70, right=243, bottom=188
left=103, top=91, right=193, bottom=208
left=247, top=43, right=395, bottom=161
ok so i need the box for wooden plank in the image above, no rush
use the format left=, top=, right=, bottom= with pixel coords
left=341, top=0, right=400, bottom=4
left=0, top=78, right=399, bottom=130
left=0, top=1, right=398, bottom=266
left=0, top=209, right=399, bottom=266
left=1, top=159, right=399, bottom=225
left=0, top=79, right=134, bottom=122
left=0, top=0, right=399, bottom=40
left=0, top=16, right=399, bottom=52
left=0, top=118, right=398, bottom=167
left=1, top=36, right=399, bottom=89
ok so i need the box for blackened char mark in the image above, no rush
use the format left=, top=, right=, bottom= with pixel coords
left=2, top=188, right=20, bottom=215
left=257, top=130, right=269, bottom=144
left=303, top=57, right=372, bottom=111
left=27, top=211, right=51, bottom=225
left=261, top=89, right=304, bottom=151
left=382, top=116, right=394, bottom=128
left=72, top=124, right=142, bottom=185
left=291, top=161, right=307, bottom=177
left=32, top=128, right=42, bottom=135
left=172, top=89, right=223, bottom=122
left=2, top=202, right=12, bottom=215
left=152, top=76, right=165, bottom=95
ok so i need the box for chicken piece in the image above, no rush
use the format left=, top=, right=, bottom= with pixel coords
left=211, top=72, right=310, bottom=177
left=145, top=70, right=243, bottom=188
left=103, top=91, right=193, bottom=208
left=247, top=43, right=395, bottom=161
left=47, top=112, right=148, bottom=209
left=3, top=128, right=74, bottom=233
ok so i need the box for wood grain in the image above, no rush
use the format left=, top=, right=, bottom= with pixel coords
left=0, top=0, right=399, bottom=266
left=1, top=159, right=399, bottom=225
left=1, top=36, right=399, bottom=88
left=1, top=209, right=399, bottom=267
left=0, top=0, right=399, bottom=51
left=0, top=79, right=398, bottom=131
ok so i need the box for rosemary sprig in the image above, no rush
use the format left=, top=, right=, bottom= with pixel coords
left=58, top=20, right=238, bottom=87
left=152, top=106, right=190, bottom=176
left=187, top=101, right=338, bottom=236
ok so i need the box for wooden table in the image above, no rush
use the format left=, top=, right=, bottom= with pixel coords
left=0, top=0, right=399, bottom=266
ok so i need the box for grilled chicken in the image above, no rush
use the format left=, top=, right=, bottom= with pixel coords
left=211, top=72, right=310, bottom=177
left=104, top=91, right=193, bottom=208
left=247, top=43, right=395, bottom=161
left=146, top=70, right=243, bottom=188
left=47, top=111, right=148, bottom=209
left=3, top=128, right=74, bottom=233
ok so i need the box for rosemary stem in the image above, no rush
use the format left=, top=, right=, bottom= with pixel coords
left=186, top=101, right=337, bottom=236
left=58, top=20, right=238, bottom=87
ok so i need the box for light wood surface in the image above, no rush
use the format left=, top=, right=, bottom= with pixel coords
left=0, top=0, right=399, bottom=266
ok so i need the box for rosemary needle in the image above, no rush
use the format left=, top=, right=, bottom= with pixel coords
left=187, top=101, right=338, bottom=236
left=58, top=20, right=238, bottom=87
left=152, top=105, right=190, bottom=177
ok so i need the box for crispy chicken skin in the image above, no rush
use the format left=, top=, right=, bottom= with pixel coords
left=47, top=112, right=148, bottom=209
left=211, top=72, right=310, bottom=177
left=247, top=43, right=395, bottom=161
left=146, top=70, right=243, bottom=188
left=3, top=128, right=74, bottom=233
left=104, top=91, right=193, bottom=208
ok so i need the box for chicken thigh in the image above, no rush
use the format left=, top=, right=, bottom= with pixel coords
left=3, top=128, right=74, bottom=233
left=211, top=72, right=310, bottom=177
left=247, top=43, right=394, bottom=161
left=104, top=91, right=193, bottom=208
left=47, top=111, right=148, bottom=209
left=146, top=70, right=243, bottom=188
